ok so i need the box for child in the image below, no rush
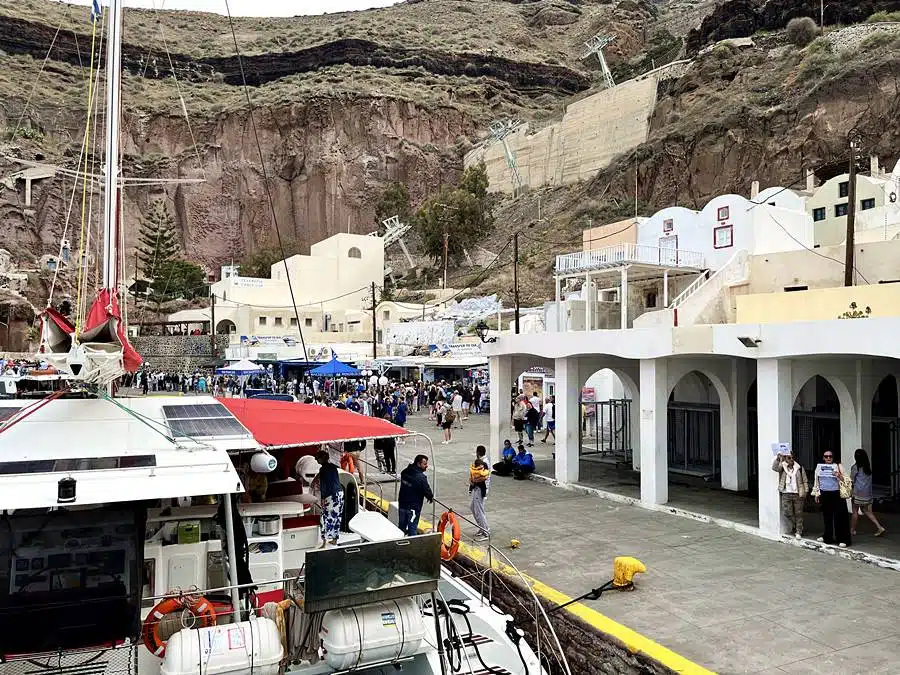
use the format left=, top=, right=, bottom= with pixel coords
left=469, top=458, right=490, bottom=541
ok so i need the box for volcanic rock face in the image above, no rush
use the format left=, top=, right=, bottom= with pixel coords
left=4, top=97, right=474, bottom=271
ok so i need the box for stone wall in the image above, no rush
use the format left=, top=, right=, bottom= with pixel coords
left=132, top=335, right=229, bottom=371
left=464, top=61, right=693, bottom=195
left=446, top=556, right=673, bottom=675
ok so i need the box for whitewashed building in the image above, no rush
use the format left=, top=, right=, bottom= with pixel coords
left=490, top=156, right=900, bottom=548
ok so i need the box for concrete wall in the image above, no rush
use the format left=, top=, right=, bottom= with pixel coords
left=582, top=218, right=640, bottom=251
left=736, top=283, right=900, bottom=324
left=465, top=76, right=659, bottom=194
left=746, top=239, right=900, bottom=293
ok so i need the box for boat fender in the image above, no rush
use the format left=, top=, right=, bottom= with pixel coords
left=143, top=594, right=217, bottom=657
left=438, top=511, right=461, bottom=561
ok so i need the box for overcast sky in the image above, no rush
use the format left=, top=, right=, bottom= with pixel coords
left=59, top=0, right=403, bottom=17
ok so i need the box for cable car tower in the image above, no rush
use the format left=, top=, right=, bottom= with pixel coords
left=489, top=118, right=525, bottom=196
left=583, top=33, right=617, bottom=90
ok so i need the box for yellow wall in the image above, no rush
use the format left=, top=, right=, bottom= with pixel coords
left=736, top=283, right=900, bottom=324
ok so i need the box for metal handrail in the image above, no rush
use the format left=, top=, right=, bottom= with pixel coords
left=555, top=241, right=704, bottom=274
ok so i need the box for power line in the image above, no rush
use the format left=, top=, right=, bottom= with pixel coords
left=224, top=0, right=308, bottom=361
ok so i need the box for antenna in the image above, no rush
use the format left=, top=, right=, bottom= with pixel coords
left=583, top=33, right=617, bottom=90
left=489, top=119, right=525, bottom=196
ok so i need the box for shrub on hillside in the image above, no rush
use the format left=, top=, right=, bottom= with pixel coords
left=867, top=11, right=900, bottom=22
left=786, top=17, right=819, bottom=47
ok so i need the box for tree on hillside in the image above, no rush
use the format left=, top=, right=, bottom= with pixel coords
left=375, top=182, right=411, bottom=233
left=414, top=162, right=493, bottom=263
left=136, top=201, right=180, bottom=283
left=239, top=238, right=303, bottom=279
left=149, top=258, right=207, bottom=308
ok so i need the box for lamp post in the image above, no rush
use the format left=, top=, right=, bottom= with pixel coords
left=474, top=320, right=497, bottom=343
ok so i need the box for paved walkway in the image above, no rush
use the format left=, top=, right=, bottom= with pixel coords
left=382, top=411, right=900, bottom=674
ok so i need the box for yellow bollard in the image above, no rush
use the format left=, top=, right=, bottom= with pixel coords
left=612, top=556, right=646, bottom=590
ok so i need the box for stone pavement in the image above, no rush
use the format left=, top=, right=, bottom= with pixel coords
left=376, top=410, right=900, bottom=675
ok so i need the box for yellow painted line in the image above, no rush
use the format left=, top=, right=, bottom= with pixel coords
left=363, top=491, right=715, bottom=675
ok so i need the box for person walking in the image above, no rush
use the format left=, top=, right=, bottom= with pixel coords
left=469, top=455, right=490, bottom=542
left=541, top=396, right=556, bottom=442
left=771, top=451, right=808, bottom=538
left=398, top=455, right=434, bottom=536
left=313, top=450, right=344, bottom=547
left=472, top=385, right=482, bottom=414
left=850, top=448, right=886, bottom=537
left=812, top=450, right=851, bottom=547
left=451, top=389, right=464, bottom=429
left=440, top=398, right=455, bottom=444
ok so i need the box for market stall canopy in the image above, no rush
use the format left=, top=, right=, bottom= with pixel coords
left=216, top=358, right=265, bottom=375
left=308, top=357, right=361, bottom=377
left=218, top=397, right=408, bottom=448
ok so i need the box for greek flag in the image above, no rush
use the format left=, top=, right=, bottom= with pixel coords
left=91, top=0, right=102, bottom=21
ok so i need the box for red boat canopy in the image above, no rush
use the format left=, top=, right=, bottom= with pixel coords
left=218, top=398, right=409, bottom=448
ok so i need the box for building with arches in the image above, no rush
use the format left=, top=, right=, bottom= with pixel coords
left=489, top=154, right=900, bottom=547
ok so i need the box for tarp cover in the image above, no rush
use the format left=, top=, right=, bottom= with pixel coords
left=82, top=288, right=142, bottom=372
left=218, top=398, right=407, bottom=448
left=308, top=357, right=361, bottom=377
left=216, top=358, right=265, bottom=376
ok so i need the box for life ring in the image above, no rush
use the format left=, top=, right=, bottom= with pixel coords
left=438, top=511, right=461, bottom=561
left=340, top=452, right=355, bottom=474
left=142, top=594, right=217, bottom=657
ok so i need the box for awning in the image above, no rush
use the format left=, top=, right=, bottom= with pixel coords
left=218, top=397, right=408, bottom=448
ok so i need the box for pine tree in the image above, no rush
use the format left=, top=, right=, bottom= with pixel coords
left=136, top=201, right=180, bottom=282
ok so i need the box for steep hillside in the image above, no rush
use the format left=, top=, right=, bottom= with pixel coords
left=0, top=0, right=678, bottom=277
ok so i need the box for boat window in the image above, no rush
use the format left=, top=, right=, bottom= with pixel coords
left=0, top=455, right=156, bottom=475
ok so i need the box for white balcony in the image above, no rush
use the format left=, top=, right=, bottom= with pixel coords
left=555, top=242, right=705, bottom=277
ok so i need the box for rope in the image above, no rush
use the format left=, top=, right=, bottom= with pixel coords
left=74, top=14, right=101, bottom=338
left=0, top=389, right=68, bottom=436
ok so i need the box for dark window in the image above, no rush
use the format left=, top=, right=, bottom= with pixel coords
left=784, top=285, right=808, bottom=292
left=645, top=292, right=657, bottom=308
left=839, top=181, right=849, bottom=198
left=290, top=317, right=298, bottom=327
left=812, top=207, right=826, bottom=222
left=861, top=198, right=876, bottom=211
left=305, top=318, right=313, bottom=327
left=274, top=317, right=283, bottom=327
left=835, top=203, right=848, bottom=217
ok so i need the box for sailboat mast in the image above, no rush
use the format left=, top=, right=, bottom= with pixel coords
left=102, top=0, right=123, bottom=289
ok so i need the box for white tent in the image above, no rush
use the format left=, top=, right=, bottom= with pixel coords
left=216, top=358, right=265, bottom=376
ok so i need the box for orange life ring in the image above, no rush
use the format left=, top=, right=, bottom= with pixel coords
left=340, top=452, right=355, bottom=474
left=142, top=595, right=217, bottom=657
left=438, top=511, right=461, bottom=561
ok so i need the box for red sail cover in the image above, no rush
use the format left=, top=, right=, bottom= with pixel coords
left=82, top=288, right=142, bottom=372
left=39, top=307, right=76, bottom=353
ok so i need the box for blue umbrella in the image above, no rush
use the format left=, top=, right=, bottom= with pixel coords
left=308, top=357, right=361, bottom=377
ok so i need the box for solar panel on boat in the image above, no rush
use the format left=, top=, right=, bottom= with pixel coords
left=0, top=407, right=22, bottom=422
left=162, top=404, right=249, bottom=438
left=161, top=403, right=232, bottom=419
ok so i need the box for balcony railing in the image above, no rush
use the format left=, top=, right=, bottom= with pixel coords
left=555, top=242, right=705, bottom=275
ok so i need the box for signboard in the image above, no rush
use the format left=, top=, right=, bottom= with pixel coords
left=581, top=387, right=596, bottom=403
left=771, top=442, right=791, bottom=457
left=428, top=343, right=484, bottom=358
left=257, top=353, right=277, bottom=361
left=230, top=276, right=266, bottom=288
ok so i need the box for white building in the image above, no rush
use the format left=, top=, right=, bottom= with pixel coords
left=488, top=155, right=900, bottom=551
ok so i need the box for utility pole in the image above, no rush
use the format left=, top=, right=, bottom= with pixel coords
left=371, top=281, right=377, bottom=359
left=210, top=292, right=216, bottom=359
left=513, top=232, right=520, bottom=334
left=443, top=228, right=449, bottom=290
left=844, top=135, right=858, bottom=287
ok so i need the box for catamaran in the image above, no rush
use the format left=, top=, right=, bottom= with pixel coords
left=0, top=2, right=568, bottom=674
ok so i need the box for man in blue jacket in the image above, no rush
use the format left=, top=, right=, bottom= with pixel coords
left=397, top=455, right=434, bottom=536
left=393, top=396, right=408, bottom=428
left=512, top=444, right=536, bottom=480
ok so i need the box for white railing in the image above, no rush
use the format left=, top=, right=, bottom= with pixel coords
left=671, top=249, right=749, bottom=325
left=555, top=242, right=704, bottom=274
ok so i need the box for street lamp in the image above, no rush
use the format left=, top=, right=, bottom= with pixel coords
left=474, top=320, right=497, bottom=343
